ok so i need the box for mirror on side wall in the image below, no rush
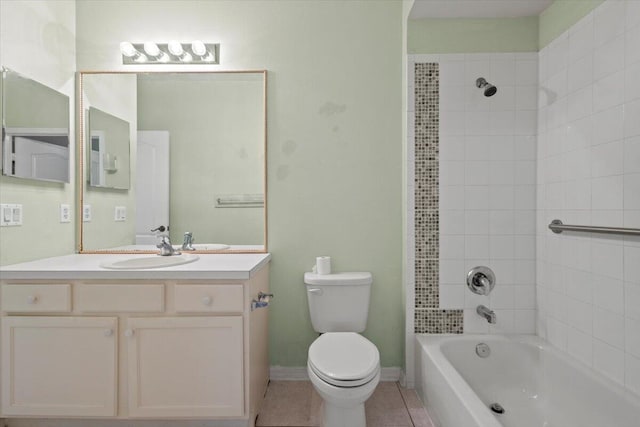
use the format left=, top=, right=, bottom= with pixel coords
left=1, top=67, right=70, bottom=183
left=78, top=71, right=267, bottom=254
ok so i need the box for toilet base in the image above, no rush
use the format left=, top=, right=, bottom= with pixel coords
left=321, top=400, right=366, bottom=427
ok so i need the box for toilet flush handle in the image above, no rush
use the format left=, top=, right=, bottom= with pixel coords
left=307, top=288, right=323, bottom=296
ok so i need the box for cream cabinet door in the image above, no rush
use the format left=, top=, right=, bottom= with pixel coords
left=126, top=316, right=244, bottom=417
left=1, top=316, right=117, bottom=417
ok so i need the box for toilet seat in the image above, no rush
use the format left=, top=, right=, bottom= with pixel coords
left=308, top=332, right=380, bottom=388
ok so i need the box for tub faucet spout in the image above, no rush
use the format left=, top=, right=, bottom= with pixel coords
left=477, top=305, right=496, bottom=324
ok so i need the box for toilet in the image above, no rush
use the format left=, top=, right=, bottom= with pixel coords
left=304, top=272, right=380, bottom=427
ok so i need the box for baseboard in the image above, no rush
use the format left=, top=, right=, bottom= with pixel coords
left=269, top=366, right=401, bottom=382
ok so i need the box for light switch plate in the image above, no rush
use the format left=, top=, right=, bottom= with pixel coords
left=0, top=204, right=22, bottom=226
left=114, top=206, right=126, bottom=222
left=60, top=204, right=71, bottom=223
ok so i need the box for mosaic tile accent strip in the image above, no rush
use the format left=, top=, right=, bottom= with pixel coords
left=414, top=310, right=464, bottom=334
left=413, top=63, right=463, bottom=334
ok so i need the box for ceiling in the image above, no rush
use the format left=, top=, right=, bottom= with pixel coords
left=409, top=0, right=554, bottom=19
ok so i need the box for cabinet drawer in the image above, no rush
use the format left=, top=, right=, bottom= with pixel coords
left=1, top=284, right=71, bottom=313
left=175, top=285, right=243, bottom=313
left=75, top=284, right=165, bottom=313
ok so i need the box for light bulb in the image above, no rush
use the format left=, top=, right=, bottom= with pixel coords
left=143, top=42, right=161, bottom=57
left=167, top=40, right=184, bottom=56
left=191, top=40, right=207, bottom=56
left=120, top=42, right=138, bottom=58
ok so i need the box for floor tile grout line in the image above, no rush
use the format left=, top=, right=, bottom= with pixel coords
left=396, top=381, right=417, bottom=427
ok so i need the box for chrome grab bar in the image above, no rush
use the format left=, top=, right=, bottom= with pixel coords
left=549, top=219, right=640, bottom=236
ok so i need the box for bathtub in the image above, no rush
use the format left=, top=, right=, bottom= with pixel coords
left=415, top=334, right=640, bottom=427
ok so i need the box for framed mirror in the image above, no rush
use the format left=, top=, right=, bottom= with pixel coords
left=78, top=71, right=267, bottom=253
left=1, top=67, right=70, bottom=183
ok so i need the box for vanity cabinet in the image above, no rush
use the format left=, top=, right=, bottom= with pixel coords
left=126, top=316, right=243, bottom=417
left=0, top=260, right=270, bottom=426
left=1, top=316, right=117, bottom=417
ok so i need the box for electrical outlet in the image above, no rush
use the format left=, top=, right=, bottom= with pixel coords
left=83, top=204, right=92, bottom=222
left=60, top=204, right=71, bottom=223
left=114, top=206, right=127, bottom=222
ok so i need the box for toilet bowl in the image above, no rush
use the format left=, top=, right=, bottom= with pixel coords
left=307, top=332, right=380, bottom=427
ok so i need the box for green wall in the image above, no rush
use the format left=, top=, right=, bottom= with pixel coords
left=76, top=0, right=404, bottom=368
left=408, top=17, right=539, bottom=54
left=408, top=0, right=606, bottom=54
left=0, top=0, right=76, bottom=266
left=539, top=0, right=604, bottom=47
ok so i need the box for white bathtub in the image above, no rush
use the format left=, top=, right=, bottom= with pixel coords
left=415, top=334, right=640, bottom=427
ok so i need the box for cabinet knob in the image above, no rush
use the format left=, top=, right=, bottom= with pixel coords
left=124, top=329, right=134, bottom=337
left=26, top=295, right=38, bottom=304
left=202, top=295, right=213, bottom=306
left=104, top=329, right=114, bottom=337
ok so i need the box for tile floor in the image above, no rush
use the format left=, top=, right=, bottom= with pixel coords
left=256, top=381, right=435, bottom=427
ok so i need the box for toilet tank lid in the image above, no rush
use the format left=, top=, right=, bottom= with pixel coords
left=304, top=272, right=372, bottom=285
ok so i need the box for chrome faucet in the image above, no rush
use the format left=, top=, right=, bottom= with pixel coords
left=477, top=305, right=496, bottom=324
left=182, top=231, right=195, bottom=251
left=157, top=236, right=180, bottom=256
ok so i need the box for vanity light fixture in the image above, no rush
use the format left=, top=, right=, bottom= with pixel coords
left=119, top=42, right=146, bottom=62
left=120, top=41, right=219, bottom=64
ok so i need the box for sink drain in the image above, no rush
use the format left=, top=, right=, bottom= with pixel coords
left=490, top=403, right=505, bottom=414
left=476, top=342, right=491, bottom=358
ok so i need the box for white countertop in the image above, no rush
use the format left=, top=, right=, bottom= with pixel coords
left=0, top=253, right=271, bottom=281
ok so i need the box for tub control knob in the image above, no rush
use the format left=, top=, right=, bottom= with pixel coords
left=467, top=266, right=496, bottom=296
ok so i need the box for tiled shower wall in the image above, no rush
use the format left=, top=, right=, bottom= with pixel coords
left=409, top=53, right=538, bottom=334
left=536, top=0, right=640, bottom=394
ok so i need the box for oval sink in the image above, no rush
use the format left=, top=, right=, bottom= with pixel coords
left=100, top=254, right=199, bottom=270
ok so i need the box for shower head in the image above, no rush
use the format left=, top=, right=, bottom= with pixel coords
left=476, top=77, right=497, bottom=97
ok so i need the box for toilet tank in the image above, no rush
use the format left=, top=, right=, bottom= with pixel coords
left=304, top=272, right=372, bottom=333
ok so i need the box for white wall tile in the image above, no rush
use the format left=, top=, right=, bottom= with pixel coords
left=624, top=99, right=640, bottom=138
left=565, top=116, right=593, bottom=151
left=592, top=105, right=624, bottom=146
left=437, top=53, right=538, bottom=335
left=465, top=161, right=490, bottom=185
left=568, top=53, right=593, bottom=93
left=593, top=339, right=625, bottom=384
left=568, top=327, right=594, bottom=366
left=626, top=23, right=640, bottom=65
left=591, top=241, right=624, bottom=280
left=626, top=0, right=640, bottom=30
left=624, top=61, right=640, bottom=102
left=593, top=34, right=625, bottom=81
left=465, top=210, right=489, bottom=235
left=594, top=0, right=626, bottom=48
left=625, top=354, right=640, bottom=395
left=624, top=173, right=640, bottom=209
left=593, top=70, right=625, bottom=112
left=440, top=60, right=466, bottom=86
left=593, top=274, right=624, bottom=314
left=625, top=317, right=640, bottom=359
left=440, top=210, right=465, bottom=235
left=536, top=1, right=640, bottom=389
left=568, top=12, right=594, bottom=63
left=624, top=246, right=640, bottom=285
left=591, top=140, right=623, bottom=177
left=593, top=307, right=625, bottom=348
left=465, top=135, right=493, bottom=160
left=440, top=136, right=465, bottom=161
left=592, top=175, right=624, bottom=210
